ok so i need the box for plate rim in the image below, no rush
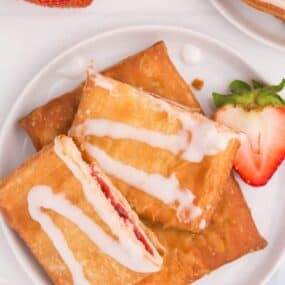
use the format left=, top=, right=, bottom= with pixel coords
left=211, top=0, right=285, bottom=52
left=0, top=24, right=282, bottom=285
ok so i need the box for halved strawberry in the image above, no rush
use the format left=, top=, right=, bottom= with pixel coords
left=25, top=0, right=93, bottom=8
left=213, top=79, right=285, bottom=186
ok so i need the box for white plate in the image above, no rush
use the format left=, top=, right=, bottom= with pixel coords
left=211, top=0, right=285, bottom=51
left=0, top=25, right=284, bottom=285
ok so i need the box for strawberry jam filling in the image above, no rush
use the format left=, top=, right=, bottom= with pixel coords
left=90, top=165, right=154, bottom=255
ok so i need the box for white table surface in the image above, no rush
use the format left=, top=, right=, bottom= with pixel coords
left=0, top=0, right=284, bottom=284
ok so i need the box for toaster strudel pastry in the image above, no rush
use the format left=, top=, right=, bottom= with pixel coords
left=69, top=71, right=240, bottom=233
left=0, top=136, right=164, bottom=285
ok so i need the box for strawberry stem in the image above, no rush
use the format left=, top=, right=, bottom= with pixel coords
left=212, top=79, right=285, bottom=109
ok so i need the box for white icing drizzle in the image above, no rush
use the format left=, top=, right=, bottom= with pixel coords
left=28, top=138, right=162, bottom=285
left=28, top=186, right=92, bottom=285
left=85, top=74, right=238, bottom=163
left=71, top=116, right=237, bottom=163
left=71, top=118, right=188, bottom=155
left=54, top=137, right=161, bottom=271
left=84, top=143, right=202, bottom=222
left=157, top=104, right=238, bottom=162
left=179, top=115, right=237, bottom=162
left=259, top=0, right=285, bottom=9
left=181, top=44, right=202, bottom=66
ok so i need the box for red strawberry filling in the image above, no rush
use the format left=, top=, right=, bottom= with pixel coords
left=90, top=165, right=154, bottom=255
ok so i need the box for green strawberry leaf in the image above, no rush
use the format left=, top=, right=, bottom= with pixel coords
left=260, top=79, right=285, bottom=94
left=212, top=93, right=235, bottom=107
left=213, top=92, right=256, bottom=107
left=256, top=93, right=285, bottom=107
left=229, top=80, right=251, bottom=93
left=212, top=78, right=285, bottom=109
left=252, top=80, right=265, bottom=89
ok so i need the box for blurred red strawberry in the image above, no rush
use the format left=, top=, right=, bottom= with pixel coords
left=25, top=0, right=93, bottom=7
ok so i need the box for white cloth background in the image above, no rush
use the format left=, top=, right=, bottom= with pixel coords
left=0, top=0, right=284, bottom=284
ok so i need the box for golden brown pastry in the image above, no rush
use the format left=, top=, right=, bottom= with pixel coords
left=102, top=41, right=200, bottom=108
left=243, top=0, right=285, bottom=21
left=19, top=41, right=200, bottom=151
left=0, top=136, right=164, bottom=285
left=70, top=71, right=240, bottom=233
left=18, top=41, right=267, bottom=284
left=20, top=84, right=83, bottom=150
left=137, top=177, right=267, bottom=285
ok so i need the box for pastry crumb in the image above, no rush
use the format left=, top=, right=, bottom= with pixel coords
left=192, top=78, right=204, bottom=90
